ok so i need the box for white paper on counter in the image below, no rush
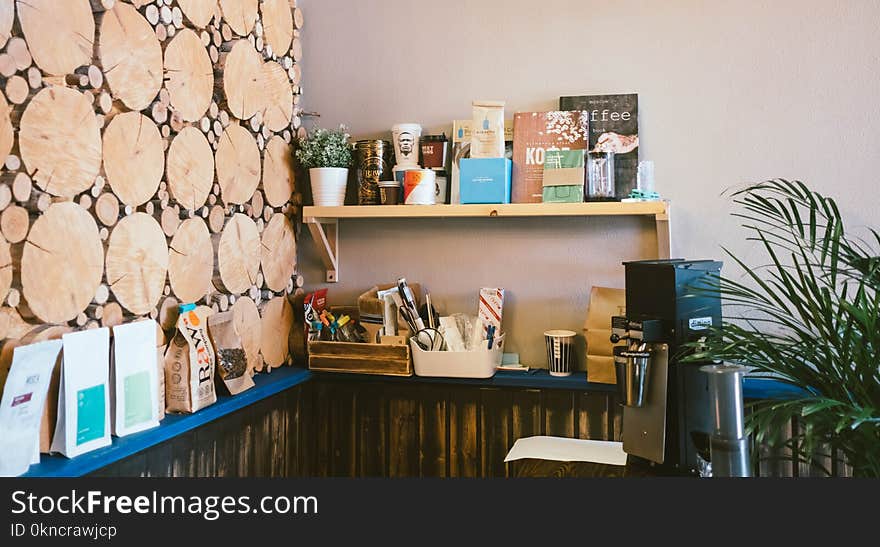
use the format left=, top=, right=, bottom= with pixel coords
left=0, top=340, right=62, bottom=476
left=504, top=436, right=628, bottom=466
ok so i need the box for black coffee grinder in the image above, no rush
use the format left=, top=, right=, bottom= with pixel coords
left=611, top=259, right=723, bottom=475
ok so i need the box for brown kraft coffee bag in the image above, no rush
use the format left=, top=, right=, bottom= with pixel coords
left=208, top=311, right=255, bottom=395
left=164, top=305, right=217, bottom=413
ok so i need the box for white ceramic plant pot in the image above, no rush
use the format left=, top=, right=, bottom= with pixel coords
left=310, top=168, right=349, bottom=206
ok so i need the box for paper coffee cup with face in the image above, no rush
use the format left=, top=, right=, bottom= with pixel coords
left=392, top=123, right=422, bottom=167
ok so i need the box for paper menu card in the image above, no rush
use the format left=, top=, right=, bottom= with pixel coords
left=0, top=339, right=62, bottom=476
left=111, top=320, right=160, bottom=437
left=51, top=328, right=112, bottom=458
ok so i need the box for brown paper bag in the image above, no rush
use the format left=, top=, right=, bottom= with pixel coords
left=584, top=287, right=625, bottom=384
left=164, top=305, right=217, bottom=413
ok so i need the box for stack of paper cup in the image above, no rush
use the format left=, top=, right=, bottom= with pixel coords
left=404, top=170, right=436, bottom=205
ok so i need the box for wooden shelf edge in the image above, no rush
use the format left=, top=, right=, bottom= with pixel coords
left=303, top=201, right=669, bottom=221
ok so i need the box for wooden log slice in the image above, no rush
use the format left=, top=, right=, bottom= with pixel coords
left=27, top=66, right=42, bottom=90
left=99, top=2, right=164, bottom=111
left=260, top=213, right=296, bottom=292
left=219, top=0, right=257, bottom=36
left=154, top=20, right=166, bottom=41
left=215, top=123, right=260, bottom=204
left=293, top=7, right=304, bottom=29
left=0, top=54, right=13, bottom=78
left=259, top=295, right=291, bottom=368
left=0, top=90, right=13, bottom=166
left=250, top=189, right=263, bottom=218
left=168, top=217, right=213, bottom=303
left=222, top=39, right=262, bottom=120
left=19, top=87, right=102, bottom=198
left=231, top=295, right=261, bottom=376
left=12, top=173, right=32, bottom=203
left=7, top=37, right=31, bottom=70
left=0, top=0, right=12, bottom=49
left=5, top=75, right=28, bottom=105
left=208, top=204, right=225, bottom=233
left=167, top=126, right=213, bottom=209
left=158, top=295, right=179, bottom=332
left=260, top=60, right=293, bottom=132
left=17, top=0, right=94, bottom=76
left=101, top=301, right=123, bottom=328
left=102, top=112, right=164, bottom=206
left=291, top=37, right=302, bottom=63
left=262, top=138, right=295, bottom=209
left=21, top=202, right=103, bottom=323
left=87, top=65, right=103, bottom=89
left=0, top=306, right=30, bottom=341
left=105, top=212, right=168, bottom=315
left=161, top=204, right=181, bottom=237
left=164, top=28, right=213, bottom=121
left=0, top=236, right=10, bottom=304
left=0, top=205, right=28, bottom=243
left=94, top=283, right=109, bottom=305
left=215, top=213, right=259, bottom=294
left=260, top=0, right=293, bottom=55
left=177, top=0, right=217, bottom=28
left=78, top=194, right=93, bottom=211
left=95, top=192, right=120, bottom=227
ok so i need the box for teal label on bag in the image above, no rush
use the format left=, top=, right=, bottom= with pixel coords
left=124, top=371, right=153, bottom=428
left=76, top=384, right=105, bottom=445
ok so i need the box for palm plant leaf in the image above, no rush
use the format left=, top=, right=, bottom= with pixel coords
left=687, top=179, right=880, bottom=476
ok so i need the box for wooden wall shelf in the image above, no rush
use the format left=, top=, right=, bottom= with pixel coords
left=303, top=201, right=672, bottom=282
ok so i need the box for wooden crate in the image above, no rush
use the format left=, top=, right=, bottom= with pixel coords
left=308, top=340, right=412, bottom=376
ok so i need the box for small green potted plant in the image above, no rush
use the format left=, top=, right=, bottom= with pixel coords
left=295, top=125, right=353, bottom=206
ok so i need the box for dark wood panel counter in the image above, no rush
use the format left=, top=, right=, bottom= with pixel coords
left=21, top=365, right=810, bottom=478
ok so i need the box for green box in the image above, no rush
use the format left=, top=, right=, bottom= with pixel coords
left=542, top=150, right=585, bottom=203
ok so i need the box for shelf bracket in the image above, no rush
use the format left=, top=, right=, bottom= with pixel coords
left=305, top=217, right=339, bottom=282
left=654, top=202, right=672, bottom=259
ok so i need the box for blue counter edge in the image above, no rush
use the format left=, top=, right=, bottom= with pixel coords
left=22, top=367, right=312, bottom=478
left=310, top=369, right=806, bottom=399
left=21, top=367, right=802, bottom=477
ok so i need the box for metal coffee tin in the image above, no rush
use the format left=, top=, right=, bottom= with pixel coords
left=355, top=140, right=393, bottom=205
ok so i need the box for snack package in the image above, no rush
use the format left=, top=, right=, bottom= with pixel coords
left=164, top=304, right=217, bottom=413
left=478, top=287, right=505, bottom=334
left=208, top=311, right=255, bottom=395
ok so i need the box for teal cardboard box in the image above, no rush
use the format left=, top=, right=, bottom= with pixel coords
left=460, top=158, right=512, bottom=204
left=542, top=149, right=585, bottom=203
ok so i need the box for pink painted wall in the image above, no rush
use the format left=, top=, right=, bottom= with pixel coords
left=297, top=0, right=880, bottom=369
